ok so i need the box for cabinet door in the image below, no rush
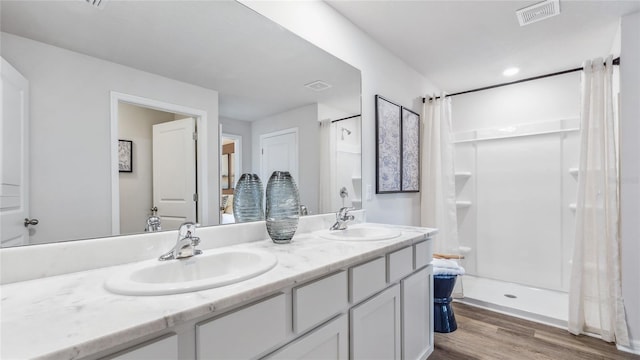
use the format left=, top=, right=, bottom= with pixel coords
left=266, top=314, right=348, bottom=360
left=401, top=266, right=433, bottom=360
left=350, top=284, right=401, bottom=360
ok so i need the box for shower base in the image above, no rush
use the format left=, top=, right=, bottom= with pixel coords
left=455, top=275, right=568, bottom=329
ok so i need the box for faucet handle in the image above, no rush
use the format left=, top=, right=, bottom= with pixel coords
left=178, top=222, right=199, bottom=238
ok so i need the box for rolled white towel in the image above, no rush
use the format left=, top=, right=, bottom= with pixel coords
left=431, top=259, right=461, bottom=269
left=431, top=258, right=465, bottom=276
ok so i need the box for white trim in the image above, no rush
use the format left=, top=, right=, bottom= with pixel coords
left=617, top=340, right=640, bottom=355
left=259, top=127, right=299, bottom=182
left=110, top=91, right=209, bottom=235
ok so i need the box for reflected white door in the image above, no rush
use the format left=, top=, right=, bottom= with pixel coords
left=152, top=118, right=197, bottom=230
left=260, top=128, right=298, bottom=183
left=1, top=58, right=30, bottom=247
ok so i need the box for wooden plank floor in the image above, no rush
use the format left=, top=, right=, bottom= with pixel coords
left=431, top=303, right=640, bottom=360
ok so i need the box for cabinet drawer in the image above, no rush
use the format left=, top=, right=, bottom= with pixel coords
left=387, top=246, right=413, bottom=283
left=109, top=334, right=178, bottom=360
left=414, top=240, right=432, bottom=269
left=197, top=293, right=287, bottom=359
left=349, top=257, right=386, bottom=304
left=293, top=271, right=348, bottom=333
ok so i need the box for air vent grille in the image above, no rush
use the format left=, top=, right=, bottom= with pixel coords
left=84, top=0, right=107, bottom=9
left=516, top=0, right=560, bottom=26
left=304, top=80, right=332, bottom=92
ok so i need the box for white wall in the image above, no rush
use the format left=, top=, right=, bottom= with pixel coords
left=220, top=116, right=253, bottom=173
left=118, top=103, right=175, bottom=234
left=251, top=104, right=319, bottom=214
left=451, top=73, right=581, bottom=292
left=242, top=0, right=439, bottom=226
left=1, top=32, right=219, bottom=244
left=620, top=10, right=640, bottom=350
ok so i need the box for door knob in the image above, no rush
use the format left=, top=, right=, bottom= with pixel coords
left=24, top=218, right=39, bottom=227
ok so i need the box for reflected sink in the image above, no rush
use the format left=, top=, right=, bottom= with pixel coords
left=316, top=226, right=401, bottom=241
left=105, top=248, right=278, bottom=296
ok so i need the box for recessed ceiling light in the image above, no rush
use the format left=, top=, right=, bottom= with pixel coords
left=503, top=67, right=520, bottom=77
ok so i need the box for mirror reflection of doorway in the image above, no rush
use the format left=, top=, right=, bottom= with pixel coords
left=220, top=134, right=241, bottom=224
left=117, top=103, right=198, bottom=234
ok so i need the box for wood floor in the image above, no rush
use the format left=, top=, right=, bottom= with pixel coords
left=431, top=302, right=640, bottom=360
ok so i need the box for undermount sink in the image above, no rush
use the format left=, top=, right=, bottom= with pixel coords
left=105, top=248, right=278, bottom=296
left=316, top=226, right=401, bottom=241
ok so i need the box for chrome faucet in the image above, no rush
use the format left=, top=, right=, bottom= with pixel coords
left=159, top=222, right=202, bottom=261
left=330, top=207, right=355, bottom=231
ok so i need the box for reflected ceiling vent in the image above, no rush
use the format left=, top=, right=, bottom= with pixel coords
left=304, top=80, right=332, bottom=92
left=516, top=0, right=560, bottom=26
left=84, top=0, right=107, bottom=9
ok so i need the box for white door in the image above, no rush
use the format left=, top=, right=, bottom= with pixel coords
left=1, top=58, right=30, bottom=247
left=152, top=118, right=197, bottom=230
left=260, top=128, right=298, bottom=183
left=350, top=284, right=401, bottom=360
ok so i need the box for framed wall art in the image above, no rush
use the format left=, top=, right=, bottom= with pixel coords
left=118, top=139, right=133, bottom=173
left=375, top=95, right=402, bottom=193
left=401, top=107, right=420, bottom=192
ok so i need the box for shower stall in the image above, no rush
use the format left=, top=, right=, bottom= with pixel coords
left=451, top=72, right=584, bottom=326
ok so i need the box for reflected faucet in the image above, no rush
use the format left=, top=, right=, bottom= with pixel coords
left=159, top=222, right=202, bottom=261
left=145, top=207, right=162, bottom=232
left=330, top=207, right=355, bottom=231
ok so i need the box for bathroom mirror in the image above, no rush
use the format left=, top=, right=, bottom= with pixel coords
left=0, top=0, right=361, bottom=247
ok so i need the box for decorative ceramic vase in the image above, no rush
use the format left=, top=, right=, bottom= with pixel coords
left=233, top=173, right=264, bottom=223
left=265, top=171, right=300, bottom=244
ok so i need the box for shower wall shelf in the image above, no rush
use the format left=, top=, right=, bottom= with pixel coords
left=456, top=201, right=472, bottom=209
left=568, top=168, right=579, bottom=177
left=455, top=172, right=472, bottom=181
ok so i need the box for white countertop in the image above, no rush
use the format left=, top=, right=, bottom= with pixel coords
left=0, top=223, right=436, bottom=360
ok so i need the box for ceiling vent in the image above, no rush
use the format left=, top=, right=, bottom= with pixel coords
left=304, top=80, right=332, bottom=92
left=84, top=0, right=107, bottom=9
left=516, top=0, right=560, bottom=26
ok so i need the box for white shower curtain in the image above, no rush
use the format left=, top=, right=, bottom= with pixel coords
left=318, top=119, right=336, bottom=213
left=569, top=56, right=629, bottom=346
left=421, top=94, right=459, bottom=255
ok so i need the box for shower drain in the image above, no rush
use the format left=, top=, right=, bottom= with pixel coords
left=504, top=294, right=518, bottom=299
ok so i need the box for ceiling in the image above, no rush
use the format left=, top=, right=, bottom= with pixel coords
left=326, top=0, right=640, bottom=93
left=0, top=0, right=360, bottom=121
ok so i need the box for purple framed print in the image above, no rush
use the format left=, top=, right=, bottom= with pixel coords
left=401, top=107, right=420, bottom=192
left=375, top=95, right=402, bottom=193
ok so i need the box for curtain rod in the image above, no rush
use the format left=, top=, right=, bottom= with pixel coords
left=423, top=57, right=620, bottom=103
left=331, top=114, right=361, bottom=123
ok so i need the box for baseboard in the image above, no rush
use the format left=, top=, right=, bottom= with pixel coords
left=617, top=339, right=640, bottom=355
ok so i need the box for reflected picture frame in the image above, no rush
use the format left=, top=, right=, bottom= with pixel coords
left=118, top=139, right=133, bottom=173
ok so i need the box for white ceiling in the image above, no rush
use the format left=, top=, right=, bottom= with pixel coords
left=0, top=0, right=361, bottom=121
left=326, top=0, right=640, bottom=93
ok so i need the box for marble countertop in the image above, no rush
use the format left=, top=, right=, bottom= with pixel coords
left=0, top=223, right=435, bottom=360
